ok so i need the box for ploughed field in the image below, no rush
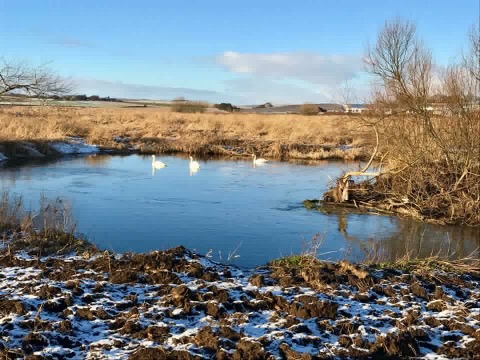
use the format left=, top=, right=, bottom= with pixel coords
left=0, top=244, right=479, bottom=359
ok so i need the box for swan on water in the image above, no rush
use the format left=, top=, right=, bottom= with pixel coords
left=151, top=155, right=166, bottom=169
left=189, top=156, right=200, bottom=169
left=252, top=154, right=268, bottom=165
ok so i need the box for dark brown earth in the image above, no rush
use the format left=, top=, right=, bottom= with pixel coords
left=0, top=243, right=479, bottom=359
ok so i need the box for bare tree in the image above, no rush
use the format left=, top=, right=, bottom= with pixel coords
left=328, top=19, right=480, bottom=225
left=0, top=59, right=72, bottom=98
left=464, top=26, right=480, bottom=83
left=365, top=20, right=434, bottom=118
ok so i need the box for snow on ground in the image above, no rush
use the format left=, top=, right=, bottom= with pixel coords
left=50, top=137, right=99, bottom=155
left=0, top=247, right=478, bottom=359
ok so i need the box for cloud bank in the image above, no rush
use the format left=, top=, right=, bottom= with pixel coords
left=223, top=77, right=328, bottom=104
left=213, top=51, right=365, bottom=104
left=216, top=51, right=362, bottom=85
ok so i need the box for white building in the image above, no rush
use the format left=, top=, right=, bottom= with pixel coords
left=343, top=104, right=368, bottom=114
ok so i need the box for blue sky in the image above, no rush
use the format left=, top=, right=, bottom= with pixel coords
left=1, top=0, right=478, bottom=104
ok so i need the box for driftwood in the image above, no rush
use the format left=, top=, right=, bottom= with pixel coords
left=336, top=171, right=380, bottom=202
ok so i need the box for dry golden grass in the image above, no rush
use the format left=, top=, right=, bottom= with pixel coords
left=0, top=106, right=374, bottom=159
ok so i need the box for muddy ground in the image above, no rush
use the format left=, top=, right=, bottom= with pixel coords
left=0, top=243, right=479, bottom=359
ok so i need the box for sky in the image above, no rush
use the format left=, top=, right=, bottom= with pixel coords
left=1, top=0, right=478, bottom=104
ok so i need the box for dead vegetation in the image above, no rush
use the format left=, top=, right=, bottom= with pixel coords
left=271, top=232, right=479, bottom=291
left=171, top=100, right=208, bottom=113
left=0, top=105, right=373, bottom=160
left=0, top=192, right=95, bottom=257
left=325, top=19, right=480, bottom=226
left=299, top=103, right=320, bottom=116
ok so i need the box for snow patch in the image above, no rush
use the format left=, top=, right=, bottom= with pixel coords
left=50, top=137, right=99, bottom=155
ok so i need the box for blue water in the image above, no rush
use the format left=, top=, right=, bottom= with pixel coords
left=1, top=154, right=479, bottom=267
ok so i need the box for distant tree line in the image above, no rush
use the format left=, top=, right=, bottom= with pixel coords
left=50, top=94, right=120, bottom=102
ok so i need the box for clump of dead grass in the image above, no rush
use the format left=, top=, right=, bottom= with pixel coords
left=0, top=192, right=94, bottom=257
left=364, top=235, right=480, bottom=276
left=171, top=101, right=208, bottom=113
left=271, top=232, right=479, bottom=282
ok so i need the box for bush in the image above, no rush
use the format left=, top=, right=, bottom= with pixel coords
left=214, top=103, right=240, bottom=112
left=172, top=101, right=208, bottom=113
left=299, top=104, right=320, bottom=116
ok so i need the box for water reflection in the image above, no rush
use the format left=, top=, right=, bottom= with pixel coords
left=334, top=212, right=479, bottom=261
left=151, top=166, right=167, bottom=177
left=189, top=167, right=200, bottom=176
left=84, top=154, right=111, bottom=167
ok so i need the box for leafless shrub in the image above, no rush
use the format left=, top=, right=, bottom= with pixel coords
left=299, top=103, right=320, bottom=116
left=336, top=19, right=480, bottom=225
left=463, top=25, right=480, bottom=83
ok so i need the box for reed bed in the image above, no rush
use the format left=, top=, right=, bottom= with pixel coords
left=0, top=106, right=373, bottom=160
left=0, top=192, right=91, bottom=256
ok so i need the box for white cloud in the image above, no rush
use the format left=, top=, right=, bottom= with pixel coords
left=216, top=51, right=362, bottom=85
left=224, top=77, right=328, bottom=104
left=52, top=37, right=93, bottom=48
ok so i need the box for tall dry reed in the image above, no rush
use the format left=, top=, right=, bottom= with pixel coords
left=0, top=106, right=373, bottom=159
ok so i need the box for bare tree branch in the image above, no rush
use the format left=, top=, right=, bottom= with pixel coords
left=0, top=59, right=72, bottom=98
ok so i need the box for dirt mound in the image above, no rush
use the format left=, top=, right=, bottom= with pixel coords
left=0, top=246, right=478, bottom=359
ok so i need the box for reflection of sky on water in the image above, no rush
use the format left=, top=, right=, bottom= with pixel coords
left=1, top=154, right=478, bottom=267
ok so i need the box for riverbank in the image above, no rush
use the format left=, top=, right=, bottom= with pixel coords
left=0, top=235, right=479, bottom=359
left=0, top=137, right=100, bottom=163
left=320, top=173, right=480, bottom=227
left=0, top=106, right=372, bottom=162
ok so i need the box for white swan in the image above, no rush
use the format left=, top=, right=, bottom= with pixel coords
left=189, top=156, right=200, bottom=169
left=252, top=154, right=268, bottom=165
left=151, top=155, right=166, bottom=169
